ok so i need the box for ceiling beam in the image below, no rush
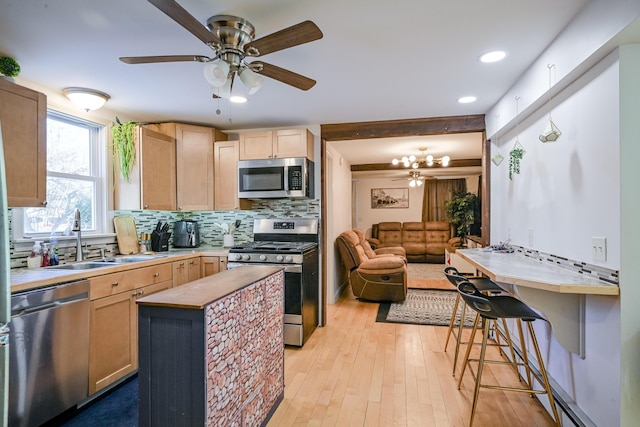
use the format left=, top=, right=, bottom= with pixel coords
left=321, top=114, right=485, bottom=141
left=351, top=158, right=482, bottom=171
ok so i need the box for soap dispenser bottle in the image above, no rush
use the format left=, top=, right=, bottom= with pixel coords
left=27, top=241, right=43, bottom=269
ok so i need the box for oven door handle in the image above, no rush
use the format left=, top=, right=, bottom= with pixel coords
left=227, top=262, right=302, bottom=273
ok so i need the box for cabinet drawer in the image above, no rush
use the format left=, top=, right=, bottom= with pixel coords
left=90, top=263, right=173, bottom=300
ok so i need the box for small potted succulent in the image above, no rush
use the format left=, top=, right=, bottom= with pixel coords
left=0, top=56, right=21, bottom=81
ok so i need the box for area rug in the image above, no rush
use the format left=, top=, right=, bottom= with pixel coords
left=376, top=288, right=476, bottom=327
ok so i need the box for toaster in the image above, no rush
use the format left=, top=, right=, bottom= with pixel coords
left=173, top=220, right=200, bottom=248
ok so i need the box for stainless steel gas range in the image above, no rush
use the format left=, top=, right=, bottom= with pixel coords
left=227, top=218, right=319, bottom=347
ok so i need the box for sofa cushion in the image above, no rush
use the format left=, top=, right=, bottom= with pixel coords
left=377, top=222, right=403, bottom=247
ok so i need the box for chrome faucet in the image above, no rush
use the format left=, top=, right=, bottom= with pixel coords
left=72, top=208, right=83, bottom=261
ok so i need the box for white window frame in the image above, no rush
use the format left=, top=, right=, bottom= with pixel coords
left=13, top=109, right=109, bottom=239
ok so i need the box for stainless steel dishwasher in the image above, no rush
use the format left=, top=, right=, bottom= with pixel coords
left=9, top=280, right=90, bottom=427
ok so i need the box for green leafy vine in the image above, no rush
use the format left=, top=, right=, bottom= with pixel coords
left=111, top=117, right=137, bottom=182
left=508, top=147, right=524, bottom=180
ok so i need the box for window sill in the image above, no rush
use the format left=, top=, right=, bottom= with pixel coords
left=14, top=233, right=117, bottom=251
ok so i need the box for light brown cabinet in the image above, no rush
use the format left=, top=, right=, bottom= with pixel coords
left=0, top=79, right=47, bottom=207
left=238, top=128, right=314, bottom=160
left=214, top=140, right=241, bottom=210
left=114, top=127, right=176, bottom=210
left=148, top=122, right=228, bottom=211
left=88, top=263, right=172, bottom=394
left=172, top=257, right=202, bottom=286
left=201, top=256, right=227, bottom=277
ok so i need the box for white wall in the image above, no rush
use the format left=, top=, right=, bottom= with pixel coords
left=325, top=145, right=354, bottom=303
left=490, top=49, right=627, bottom=427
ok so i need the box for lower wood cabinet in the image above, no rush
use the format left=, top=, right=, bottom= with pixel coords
left=88, top=263, right=172, bottom=394
left=172, top=257, right=202, bottom=287
left=201, top=256, right=227, bottom=277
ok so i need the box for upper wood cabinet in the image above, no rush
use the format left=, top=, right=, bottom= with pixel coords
left=147, top=122, right=227, bottom=211
left=214, top=140, right=240, bottom=210
left=0, top=79, right=47, bottom=207
left=114, top=127, right=176, bottom=211
left=239, top=128, right=314, bottom=161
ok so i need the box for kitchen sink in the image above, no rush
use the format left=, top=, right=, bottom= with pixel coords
left=102, top=254, right=167, bottom=263
left=48, top=262, right=113, bottom=270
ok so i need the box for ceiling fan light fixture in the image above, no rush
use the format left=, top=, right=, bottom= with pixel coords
left=62, top=87, right=110, bottom=111
left=441, top=155, right=451, bottom=167
left=230, top=95, right=248, bottom=104
left=203, top=60, right=230, bottom=87
left=239, top=67, right=264, bottom=95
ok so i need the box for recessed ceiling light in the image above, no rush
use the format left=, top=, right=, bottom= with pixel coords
left=480, top=50, right=507, bottom=63
left=458, top=96, right=477, bottom=104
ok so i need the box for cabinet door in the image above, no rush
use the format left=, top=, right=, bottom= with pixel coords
left=214, top=140, right=240, bottom=210
left=201, top=256, right=227, bottom=277
left=239, top=131, right=274, bottom=160
left=274, top=129, right=314, bottom=160
left=172, top=260, right=189, bottom=287
left=140, top=128, right=177, bottom=210
left=188, top=257, right=202, bottom=282
left=176, top=124, right=214, bottom=211
left=89, top=292, right=136, bottom=394
left=0, top=79, right=47, bottom=207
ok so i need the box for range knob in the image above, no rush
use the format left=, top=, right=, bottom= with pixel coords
left=259, top=255, right=267, bottom=261
left=285, top=256, right=294, bottom=262
left=234, top=254, right=243, bottom=261
left=242, top=254, right=251, bottom=261
left=276, top=255, right=284, bottom=262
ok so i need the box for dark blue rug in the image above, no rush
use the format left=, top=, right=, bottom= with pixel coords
left=46, top=375, right=138, bottom=427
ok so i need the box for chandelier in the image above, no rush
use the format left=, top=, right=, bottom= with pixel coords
left=392, top=147, right=450, bottom=168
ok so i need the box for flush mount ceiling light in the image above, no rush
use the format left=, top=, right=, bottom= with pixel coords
left=479, top=50, right=507, bottom=63
left=392, top=147, right=450, bottom=168
left=62, top=87, right=110, bottom=111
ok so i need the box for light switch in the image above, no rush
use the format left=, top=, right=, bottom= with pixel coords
left=592, top=237, right=607, bottom=262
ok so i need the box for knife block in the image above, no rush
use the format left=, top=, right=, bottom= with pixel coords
left=151, top=231, right=171, bottom=252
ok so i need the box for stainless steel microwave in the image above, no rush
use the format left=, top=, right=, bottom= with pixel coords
left=238, top=157, right=314, bottom=199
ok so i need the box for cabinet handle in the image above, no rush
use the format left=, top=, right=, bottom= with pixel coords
left=112, top=281, right=119, bottom=287
left=154, top=272, right=159, bottom=277
left=144, top=204, right=149, bottom=209
left=189, top=260, right=195, bottom=265
left=41, top=200, right=48, bottom=206
left=139, top=290, right=144, bottom=296
left=220, top=259, right=226, bottom=263
left=132, top=291, right=138, bottom=296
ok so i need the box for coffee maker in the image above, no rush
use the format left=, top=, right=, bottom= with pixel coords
left=173, top=220, right=200, bottom=248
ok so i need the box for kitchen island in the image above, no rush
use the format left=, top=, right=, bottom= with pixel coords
left=136, top=266, right=285, bottom=427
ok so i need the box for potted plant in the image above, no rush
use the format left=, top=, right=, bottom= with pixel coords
left=0, top=56, right=20, bottom=80
left=509, top=144, right=525, bottom=180
left=214, top=220, right=242, bottom=247
left=445, top=190, right=480, bottom=241
left=111, top=117, right=138, bottom=182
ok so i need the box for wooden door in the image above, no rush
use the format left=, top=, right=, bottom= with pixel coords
left=0, top=79, right=47, bottom=207
left=175, top=124, right=214, bottom=211
left=238, top=131, right=273, bottom=159
left=140, top=127, right=176, bottom=210
left=214, top=140, right=240, bottom=210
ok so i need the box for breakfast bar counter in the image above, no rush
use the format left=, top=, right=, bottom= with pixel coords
left=457, top=248, right=619, bottom=357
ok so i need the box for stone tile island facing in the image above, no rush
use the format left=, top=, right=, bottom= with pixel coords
left=136, top=266, right=285, bottom=427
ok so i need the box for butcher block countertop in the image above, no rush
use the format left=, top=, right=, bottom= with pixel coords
left=10, top=247, right=229, bottom=293
left=136, top=266, right=283, bottom=310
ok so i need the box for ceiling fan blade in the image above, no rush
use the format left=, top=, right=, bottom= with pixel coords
left=120, top=55, right=210, bottom=64
left=147, top=0, right=221, bottom=47
left=252, top=61, right=316, bottom=90
left=245, top=20, right=323, bottom=57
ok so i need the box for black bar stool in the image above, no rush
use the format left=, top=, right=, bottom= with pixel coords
left=443, top=266, right=510, bottom=376
left=455, top=281, right=561, bottom=427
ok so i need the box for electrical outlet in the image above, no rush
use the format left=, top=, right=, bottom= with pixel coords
left=592, top=237, right=607, bottom=262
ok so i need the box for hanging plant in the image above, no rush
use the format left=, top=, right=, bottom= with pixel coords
left=111, top=117, right=137, bottom=182
left=509, top=146, right=524, bottom=180
left=0, top=56, right=20, bottom=78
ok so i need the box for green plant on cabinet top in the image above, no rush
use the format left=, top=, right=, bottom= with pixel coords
left=111, top=117, right=137, bottom=182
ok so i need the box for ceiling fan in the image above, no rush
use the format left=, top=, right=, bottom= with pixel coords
left=119, top=0, right=323, bottom=100
left=393, top=170, right=433, bottom=187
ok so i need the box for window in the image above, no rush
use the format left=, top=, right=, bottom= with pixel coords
left=22, top=110, right=106, bottom=237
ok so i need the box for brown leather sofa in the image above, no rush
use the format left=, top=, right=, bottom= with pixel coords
left=336, top=229, right=407, bottom=302
left=369, top=221, right=461, bottom=263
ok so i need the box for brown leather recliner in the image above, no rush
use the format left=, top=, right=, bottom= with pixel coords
left=353, top=228, right=407, bottom=260
left=336, top=230, right=407, bottom=302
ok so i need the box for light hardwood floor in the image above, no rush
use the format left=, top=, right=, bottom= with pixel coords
left=268, top=280, right=556, bottom=427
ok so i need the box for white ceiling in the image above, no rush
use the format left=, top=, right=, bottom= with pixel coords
left=0, top=0, right=591, bottom=177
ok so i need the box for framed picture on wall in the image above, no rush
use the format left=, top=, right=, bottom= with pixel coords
left=371, top=188, right=409, bottom=209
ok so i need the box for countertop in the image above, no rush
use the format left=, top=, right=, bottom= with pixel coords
left=457, top=248, right=619, bottom=296
left=10, top=247, right=230, bottom=293
left=136, top=266, right=283, bottom=310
